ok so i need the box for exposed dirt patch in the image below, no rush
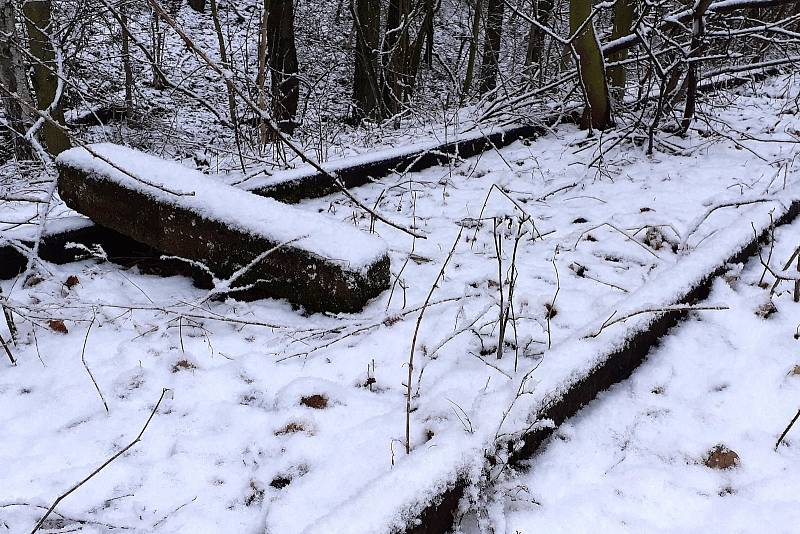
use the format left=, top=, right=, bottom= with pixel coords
left=48, top=320, right=68, bottom=334
left=276, top=422, right=307, bottom=435
left=300, top=394, right=328, bottom=409
left=704, top=445, right=740, bottom=470
left=171, top=359, right=197, bottom=373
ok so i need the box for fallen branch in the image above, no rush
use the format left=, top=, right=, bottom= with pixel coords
left=30, top=388, right=170, bottom=534
left=587, top=304, right=729, bottom=338
left=80, top=313, right=108, bottom=413
left=0, top=334, right=15, bottom=366
left=775, top=407, right=800, bottom=450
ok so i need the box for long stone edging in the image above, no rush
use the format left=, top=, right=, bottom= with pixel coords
left=244, top=115, right=579, bottom=203
left=312, top=194, right=800, bottom=534
left=55, top=144, right=390, bottom=313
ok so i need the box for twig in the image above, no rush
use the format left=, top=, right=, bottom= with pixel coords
left=81, top=312, right=108, bottom=413
left=547, top=259, right=560, bottom=350
left=0, top=334, right=15, bottom=366
left=680, top=197, right=775, bottom=252
left=406, top=227, right=464, bottom=454
left=775, top=407, right=800, bottom=451
left=30, top=388, right=170, bottom=534
left=586, top=304, right=729, bottom=338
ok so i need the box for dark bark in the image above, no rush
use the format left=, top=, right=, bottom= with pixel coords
left=188, top=0, right=206, bottom=12
left=608, top=0, right=635, bottom=94
left=681, top=0, right=714, bottom=133
left=524, top=0, right=554, bottom=75
left=382, top=0, right=411, bottom=115
left=478, top=0, right=505, bottom=94
left=266, top=0, right=299, bottom=128
left=120, top=4, right=134, bottom=116
left=462, top=0, right=482, bottom=97
left=351, top=0, right=383, bottom=119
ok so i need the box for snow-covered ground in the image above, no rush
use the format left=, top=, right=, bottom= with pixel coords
left=483, top=221, right=800, bottom=534
left=2, top=75, right=800, bottom=533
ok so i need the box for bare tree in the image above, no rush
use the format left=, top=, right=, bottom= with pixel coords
left=570, top=0, right=611, bottom=130
left=352, top=0, right=383, bottom=119
left=266, top=0, right=300, bottom=131
left=479, top=0, right=505, bottom=94
left=0, top=0, right=33, bottom=159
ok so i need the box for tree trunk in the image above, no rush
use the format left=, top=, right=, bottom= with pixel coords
left=382, top=0, right=411, bottom=116
left=188, top=0, right=206, bottom=12
left=210, top=0, right=245, bottom=170
left=478, top=0, right=505, bottom=94
left=257, top=0, right=270, bottom=143
left=461, top=0, right=482, bottom=98
left=23, top=0, right=70, bottom=155
left=0, top=0, right=33, bottom=159
left=681, top=0, right=713, bottom=133
left=266, top=0, right=299, bottom=130
left=405, top=0, right=437, bottom=89
left=351, top=0, right=383, bottom=120
left=570, top=0, right=611, bottom=130
left=608, top=0, right=635, bottom=97
left=120, top=4, right=135, bottom=117
left=524, top=0, right=553, bottom=78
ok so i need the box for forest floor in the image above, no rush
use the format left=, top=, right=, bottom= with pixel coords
left=463, top=220, right=800, bottom=534
left=2, top=74, right=800, bottom=534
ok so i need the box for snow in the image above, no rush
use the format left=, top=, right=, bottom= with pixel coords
left=3, top=75, right=800, bottom=534
left=55, top=143, right=389, bottom=272
left=237, top=122, right=515, bottom=193
left=487, top=220, right=800, bottom=533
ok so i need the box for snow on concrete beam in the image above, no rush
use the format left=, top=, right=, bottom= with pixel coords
left=307, top=192, right=800, bottom=534
left=245, top=121, right=576, bottom=204
left=55, top=144, right=390, bottom=313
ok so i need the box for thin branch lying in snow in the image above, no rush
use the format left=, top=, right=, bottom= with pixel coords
left=0, top=503, right=133, bottom=531
left=427, top=302, right=495, bottom=359
left=171, top=237, right=307, bottom=303
left=5, top=299, right=288, bottom=331
left=275, top=295, right=473, bottom=362
left=406, top=227, right=464, bottom=454
left=575, top=222, right=665, bottom=260
left=759, top=247, right=800, bottom=281
left=775, top=407, right=800, bottom=450
left=29, top=388, right=170, bottom=534
left=81, top=312, right=108, bottom=413
left=586, top=304, right=730, bottom=338
left=679, top=196, right=776, bottom=251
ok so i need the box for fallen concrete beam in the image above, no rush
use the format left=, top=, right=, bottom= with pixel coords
left=244, top=118, right=578, bottom=203
left=304, top=192, right=800, bottom=534
left=55, top=144, right=390, bottom=313
left=412, top=198, right=800, bottom=534
left=0, top=218, right=213, bottom=286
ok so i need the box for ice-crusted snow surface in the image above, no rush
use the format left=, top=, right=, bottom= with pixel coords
left=2, top=76, right=800, bottom=534
left=477, top=220, right=800, bottom=534
left=55, top=143, right=389, bottom=271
